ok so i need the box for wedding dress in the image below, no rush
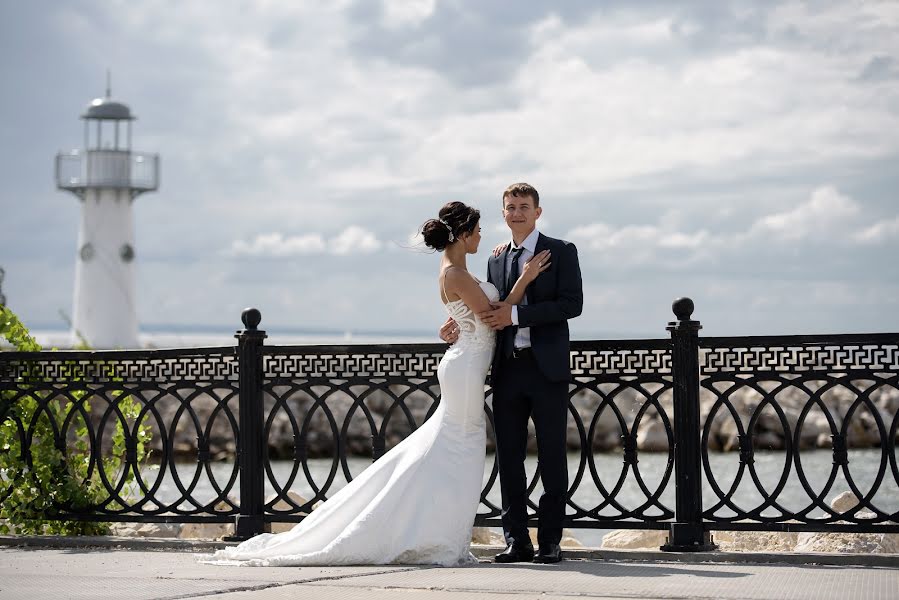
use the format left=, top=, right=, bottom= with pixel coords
left=205, top=281, right=499, bottom=566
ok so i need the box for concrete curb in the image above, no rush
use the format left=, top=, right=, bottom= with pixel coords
left=1, top=536, right=897, bottom=568
left=0, top=535, right=224, bottom=552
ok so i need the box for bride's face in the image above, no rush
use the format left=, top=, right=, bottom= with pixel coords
left=462, top=223, right=482, bottom=254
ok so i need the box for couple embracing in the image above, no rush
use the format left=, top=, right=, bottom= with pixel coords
left=208, top=183, right=583, bottom=567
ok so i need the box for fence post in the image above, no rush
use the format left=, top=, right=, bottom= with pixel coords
left=228, top=307, right=270, bottom=541
left=661, top=298, right=716, bottom=551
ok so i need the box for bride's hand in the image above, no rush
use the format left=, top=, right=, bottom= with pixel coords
left=519, top=250, right=551, bottom=283
left=439, top=317, right=459, bottom=344
left=492, top=242, right=509, bottom=258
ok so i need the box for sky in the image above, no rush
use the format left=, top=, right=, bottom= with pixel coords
left=1, top=0, right=898, bottom=340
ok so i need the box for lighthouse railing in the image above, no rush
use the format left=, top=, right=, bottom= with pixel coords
left=55, top=150, right=159, bottom=193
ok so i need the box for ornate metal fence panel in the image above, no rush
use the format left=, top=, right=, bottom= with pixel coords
left=0, top=347, right=240, bottom=523
left=259, top=344, right=446, bottom=522
left=698, top=334, right=899, bottom=533
left=2, top=303, right=897, bottom=546
left=256, top=340, right=676, bottom=532
left=565, top=340, right=675, bottom=530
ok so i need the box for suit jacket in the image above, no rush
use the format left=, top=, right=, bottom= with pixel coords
left=487, top=232, right=583, bottom=383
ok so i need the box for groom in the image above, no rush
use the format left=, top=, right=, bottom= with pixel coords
left=441, top=183, right=583, bottom=564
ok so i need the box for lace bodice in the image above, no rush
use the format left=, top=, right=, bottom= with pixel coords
left=444, top=280, right=499, bottom=352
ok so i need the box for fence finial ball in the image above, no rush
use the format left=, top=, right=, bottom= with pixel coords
left=672, top=297, right=694, bottom=321
left=241, top=307, right=262, bottom=330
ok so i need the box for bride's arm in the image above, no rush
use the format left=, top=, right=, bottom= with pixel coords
left=504, top=250, right=551, bottom=305
left=443, top=267, right=494, bottom=313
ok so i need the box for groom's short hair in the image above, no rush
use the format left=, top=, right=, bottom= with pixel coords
left=502, top=183, right=540, bottom=207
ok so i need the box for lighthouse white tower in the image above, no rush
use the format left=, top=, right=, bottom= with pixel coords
left=55, top=82, right=159, bottom=348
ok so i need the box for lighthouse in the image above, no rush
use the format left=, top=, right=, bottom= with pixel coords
left=55, top=82, right=159, bottom=348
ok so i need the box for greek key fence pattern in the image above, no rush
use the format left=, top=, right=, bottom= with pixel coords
left=701, top=335, right=899, bottom=373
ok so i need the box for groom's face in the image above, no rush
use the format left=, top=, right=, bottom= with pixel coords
left=502, top=194, right=541, bottom=238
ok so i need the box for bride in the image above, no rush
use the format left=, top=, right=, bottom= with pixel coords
left=204, top=201, right=549, bottom=566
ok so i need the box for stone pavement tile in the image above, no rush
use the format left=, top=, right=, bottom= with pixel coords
left=0, top=574, right=246, bottom=600
left=2, top=548, right=898, bottom=600
left=0, top=548, right=416, bottom=600
left=0, top=547, right=410, bottom=582
left=314, top=560, right=899, bottom=600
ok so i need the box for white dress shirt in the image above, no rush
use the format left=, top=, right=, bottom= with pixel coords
left=507, top=228, right=540, bottom=350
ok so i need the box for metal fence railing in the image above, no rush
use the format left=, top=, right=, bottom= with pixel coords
left=1, top=299, right=896, bottom=548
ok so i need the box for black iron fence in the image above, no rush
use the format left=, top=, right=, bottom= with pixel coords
left=1, top=299, right=897, bottom=549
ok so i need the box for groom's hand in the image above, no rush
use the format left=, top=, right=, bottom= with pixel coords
left=439, top=317, right=459, bottom=344
left=478, top=302, right=513, bottom=330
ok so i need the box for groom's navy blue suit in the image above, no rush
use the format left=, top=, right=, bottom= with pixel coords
left=487, top=232, right=583, bottom=548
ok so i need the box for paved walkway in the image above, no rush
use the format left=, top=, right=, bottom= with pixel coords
left=1, top=543, right=897, bottom=600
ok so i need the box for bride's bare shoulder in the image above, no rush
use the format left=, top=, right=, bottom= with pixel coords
left=441, top=265, right=470, bottom=282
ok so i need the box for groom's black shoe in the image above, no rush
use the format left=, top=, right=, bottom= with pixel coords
left=533, top=543, right=562, bottom=564
left=494, top=543, right=535, bottom=563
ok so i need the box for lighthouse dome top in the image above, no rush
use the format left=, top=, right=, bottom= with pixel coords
left=81, top=96, right=135, bottom=121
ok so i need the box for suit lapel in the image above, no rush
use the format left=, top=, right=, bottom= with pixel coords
left=493, top=245, right=511, bottom=297
left=526, top=233, right=547, bottom=304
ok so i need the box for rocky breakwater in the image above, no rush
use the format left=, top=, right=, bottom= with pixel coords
left=566, top=380, right=898, bottom=454
left=601, top=491, right=899, bottom=554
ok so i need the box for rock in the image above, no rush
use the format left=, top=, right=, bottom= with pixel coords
left=561, top=530, right=585, bottom=548
left=110, top=522, right=182, bottom=538
left=268, top=491, right=311, bottom=533
left=795, top=532, right=899, bottom=554
left=785, top=489, right=899, bottom=553
left=524, top=528, right=584, bottom=548
left=179, top=498, right=236, bottom=540
left=712, top=530, right=799, bottom=552
left=715, top=417, right=741, bottom=452
left=471, top=527, right=505, bottom=545
left=830, top=491, right=859, bottom=514
left=601, top=529, right=667, bottom=550
left=636, top=420, right=669, bottom=452
left=828, top=490, right=876, bottom=519
left=753, top=431, right=783, bottom=450
left=179, top=523, right=230, bottom=539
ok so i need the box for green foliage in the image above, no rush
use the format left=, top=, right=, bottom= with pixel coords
left=0, top=306, right=153, bottom=535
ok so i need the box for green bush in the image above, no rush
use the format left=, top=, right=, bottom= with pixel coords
left=0, top=306, right=152, bottom=535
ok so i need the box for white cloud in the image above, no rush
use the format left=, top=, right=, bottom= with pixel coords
left=381, top=0, right=436, bottom=29
left=567, top=185, right=885, bottom=270
left=854, top=216, right=899, bottom=244
left=229, top=227, right=382, bottom=258
left=229, top=233, right=326, bottom=257
left=749, top=186, right=859, bottom=241
left=328, top=226, right=383, bottom=256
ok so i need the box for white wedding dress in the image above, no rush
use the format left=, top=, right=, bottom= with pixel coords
left=205, top=281, right=499, bottom=567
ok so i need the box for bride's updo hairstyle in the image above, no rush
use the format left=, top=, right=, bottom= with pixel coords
left=420, top=202, right=480, bottom=252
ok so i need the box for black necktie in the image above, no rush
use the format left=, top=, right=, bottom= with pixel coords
left=505, top=247, right=524, bottom=298
left=503, top=247, right=524, bottom=357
